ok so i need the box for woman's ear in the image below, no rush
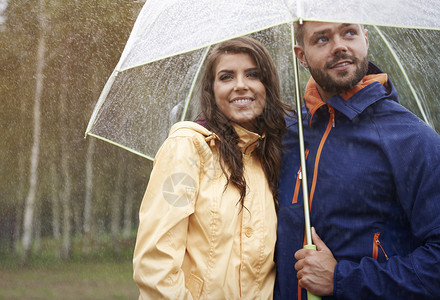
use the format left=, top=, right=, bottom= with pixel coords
left=294, top=45, right=308, bottom=68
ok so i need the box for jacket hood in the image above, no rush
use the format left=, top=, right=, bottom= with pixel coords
left=169, top=121, right=214, bottom=138
left=169, top=121, right=263, bottom=154
left=304, top=62, right=399, bottom=122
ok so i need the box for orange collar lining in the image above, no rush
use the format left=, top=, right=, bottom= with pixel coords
left=303, top=74, right=388, bottom=123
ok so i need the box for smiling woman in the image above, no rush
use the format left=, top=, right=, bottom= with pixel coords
left=133, top=36, right=291, bottom=299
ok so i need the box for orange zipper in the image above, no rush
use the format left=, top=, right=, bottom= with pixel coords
left=373, top=232, right=389, bottom=260
left=308, top=105, right=335, bottom=208
left=292, top=150, right=310, bottom=204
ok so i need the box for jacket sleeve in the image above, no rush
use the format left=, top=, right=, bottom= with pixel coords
left=334, top=112, right=440, bottom=300
left=133, top=134, right=201, bottom=300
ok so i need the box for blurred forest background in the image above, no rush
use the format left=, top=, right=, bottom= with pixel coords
left=0, top=0, right=150, bottom=271
left=1, top=2, right=439, bottom=298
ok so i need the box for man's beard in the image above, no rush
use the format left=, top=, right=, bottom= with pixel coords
left=307, top=53, right=369, bottom=95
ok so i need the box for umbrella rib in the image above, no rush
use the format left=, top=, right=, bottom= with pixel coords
left=87, top=132, right=155, bottom=161
left=84, top=70, right=119, bottom=137
left=372, top=25, right=433, bottom=128
left=180, top=46, right=211, bottom=122
left=297, top=0, right=303, bottom=23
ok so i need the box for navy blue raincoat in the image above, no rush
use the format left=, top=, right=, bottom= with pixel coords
left=274, top=63, right=440, bottom=300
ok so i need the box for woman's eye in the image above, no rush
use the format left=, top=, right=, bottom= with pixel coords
left=247, top=72, right=260, bottom=78
left=219, top=74, right=232, bottom=80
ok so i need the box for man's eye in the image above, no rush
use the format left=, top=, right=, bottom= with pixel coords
left=345, top=30, right=357, bottom=37
left=316, top=36, right=328, bottom=44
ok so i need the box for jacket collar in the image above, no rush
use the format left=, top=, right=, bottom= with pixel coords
left=232, top=124, right=264, bottom=154
left=170, top=121, right=263, bottom=155
left=304, top=62, right=398, bottom=122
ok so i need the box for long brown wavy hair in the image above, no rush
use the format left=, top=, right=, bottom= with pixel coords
left=197, top=36, right=291, bottom=210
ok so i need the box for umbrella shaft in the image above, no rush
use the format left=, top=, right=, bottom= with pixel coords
left=292, top=27, right=313, bottom=245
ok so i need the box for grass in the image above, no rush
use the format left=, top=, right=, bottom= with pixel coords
left=0, top=235, right=140, bottom=299
left=0, top=261, right=139, bottom=299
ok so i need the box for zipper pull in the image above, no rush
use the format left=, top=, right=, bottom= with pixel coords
left=375, top=237, right=389, bottom=261
left=329, top=106, right=335, bottom=127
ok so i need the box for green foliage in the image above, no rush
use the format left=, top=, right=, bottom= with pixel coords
left=0, top=233, right=138, bottom=269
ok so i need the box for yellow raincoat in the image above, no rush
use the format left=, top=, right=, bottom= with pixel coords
left=133, top=121, right=277, bottom=299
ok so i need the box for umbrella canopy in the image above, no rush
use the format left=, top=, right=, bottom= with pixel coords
left=85, top=0, right=440, bottom=160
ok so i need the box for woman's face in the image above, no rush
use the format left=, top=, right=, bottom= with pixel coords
left=213, top=52, right=266, bottom=132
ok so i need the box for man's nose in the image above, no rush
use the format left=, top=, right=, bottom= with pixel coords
left=331, top=36, right=348, bottom=54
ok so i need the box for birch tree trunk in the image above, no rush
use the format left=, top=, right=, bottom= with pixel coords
left=122, top=175, right=135, bottom=238
left=83, top=58, right=101, bottom=255
left=55, top=41, right=73, bottom=260
left=20, top=0, right=46, bottom=264
left=50, top=161, right=61, bottom=240
left=14, top=102, right=27, bottom=255
left=60, top=121, right=72, bottom=259
left=110, top=149, right=125, bottom=253
left=83, top=137, right=95, bottom=255
left=59, top=51, right=72, bottom=261
left=33, top=205, right=42, bottom=253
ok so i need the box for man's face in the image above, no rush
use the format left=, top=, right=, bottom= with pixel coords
left=295, top=22, right=369, bottom=100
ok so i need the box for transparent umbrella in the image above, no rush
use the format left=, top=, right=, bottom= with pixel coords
left=85, top=0, right=440, bottom=161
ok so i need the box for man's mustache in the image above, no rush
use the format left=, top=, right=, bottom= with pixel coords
left=325, top=54, right=358, bottom=69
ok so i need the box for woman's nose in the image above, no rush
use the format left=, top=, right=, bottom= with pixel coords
left=234, top=75, right=248, bottom=91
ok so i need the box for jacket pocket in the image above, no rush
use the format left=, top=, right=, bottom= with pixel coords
left=186, top=273, right=204, bottom=300
left=372, top=232, right=389, bottom=261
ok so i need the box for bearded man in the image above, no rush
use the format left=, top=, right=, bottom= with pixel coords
left=274, top=21, right=440, bottom=300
